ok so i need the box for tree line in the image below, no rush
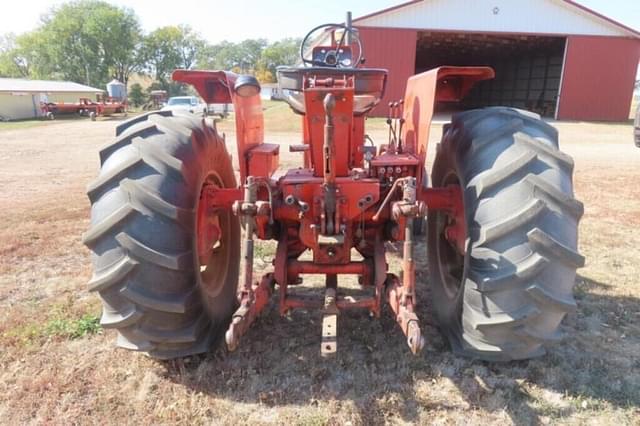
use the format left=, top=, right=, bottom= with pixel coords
left=0, top=0, right=300, bottom=100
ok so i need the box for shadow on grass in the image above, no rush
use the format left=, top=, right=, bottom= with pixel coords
left=159, top=243, right=639, bottom=424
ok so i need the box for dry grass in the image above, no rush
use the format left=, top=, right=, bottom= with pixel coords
left=0, top=113, right=639, bottom=424
left=216, top=99, right=389, bottom=136
left=0, top=119, right=59, bottom=132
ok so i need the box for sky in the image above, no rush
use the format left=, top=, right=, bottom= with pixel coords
left=1, top=0, right=639, bottom=43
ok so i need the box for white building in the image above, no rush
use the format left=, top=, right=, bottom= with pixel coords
left=0, top=78, right=103, bottom=120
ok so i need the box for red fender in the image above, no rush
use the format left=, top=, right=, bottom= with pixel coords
left=401, top=66, right=495, bottom=177
left=173, top=69, right=265, bottom=183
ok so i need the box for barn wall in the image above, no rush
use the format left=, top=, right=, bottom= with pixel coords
left=355, top=0, right=636, bottom=38
left=558, top=36, right=640, bottom=121
left=358, top=27, right=418, bottom=116
left=0, top=91, right=100, bottom=120
left=0, top=93, right=38, bottom=120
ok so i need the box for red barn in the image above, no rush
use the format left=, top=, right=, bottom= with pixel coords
left=354, top=0, right=640, bottom=121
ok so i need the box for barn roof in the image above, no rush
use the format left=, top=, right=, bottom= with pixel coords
left=0, top=78, right=103, bottom=93
left=353, top=0, right=640, bottom=38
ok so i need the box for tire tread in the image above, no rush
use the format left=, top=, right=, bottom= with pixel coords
left=84, top=111, right=239, bottom=359
left=429, top=107, right=583, bottom=361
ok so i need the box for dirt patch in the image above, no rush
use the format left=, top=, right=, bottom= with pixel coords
left=1, top=113, right=639, bottom=424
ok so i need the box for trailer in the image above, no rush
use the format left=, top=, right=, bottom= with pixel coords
left=41, top=96, right=126, bottom=121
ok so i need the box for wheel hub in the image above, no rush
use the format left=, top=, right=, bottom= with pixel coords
left=196, top=174, right=232, bottom=297
left=435, top=174, right=467, bottom=300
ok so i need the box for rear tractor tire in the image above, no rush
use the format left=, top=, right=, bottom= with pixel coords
left=428, top=107, right=584, bottom=361
left=82, top=110, right=240, bottom=359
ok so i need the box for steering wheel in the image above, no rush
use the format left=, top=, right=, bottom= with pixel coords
left=300, top=23, right=362, bottom=68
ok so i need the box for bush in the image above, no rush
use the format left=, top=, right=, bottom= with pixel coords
left=128, top=83, right=147, bottom=107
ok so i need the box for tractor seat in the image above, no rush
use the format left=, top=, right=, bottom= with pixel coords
left=276, top=66, right=387, bottom=116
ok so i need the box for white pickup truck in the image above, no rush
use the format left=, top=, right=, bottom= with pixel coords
left=161, top=96, right=208, bottom=115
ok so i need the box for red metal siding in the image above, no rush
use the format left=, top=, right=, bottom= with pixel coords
left=358, top=27, right=418, bottom=116
left=558, top=36, right=640, bottom=121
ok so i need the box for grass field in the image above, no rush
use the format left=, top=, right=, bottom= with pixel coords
left=0, top=111, right=639, bottom=424
left=217, top=99, right=389, bottom=135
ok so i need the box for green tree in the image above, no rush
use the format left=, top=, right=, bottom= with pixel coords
left=143, top=26, right=181, bottom=85
left=90, top=5, right=144, bottom=87
left=258, top=38, right=300, bottom=74
left=255, top=37, right=300, bottom=83
left=196, top=39, right=273, bottom=75
left=0, top=32, right=51, bottom=78
left=0, top=34, right=23, bottom=77
left=176, top=25, right=205, bottom=70
left=128, top=83, right=146, bottom=107
left=21, top=1, right=144, bottom=87
left=236, top=39, right=268, bottom=73
left=145, top=25, right=206, bottom=91
left=196, top=40, right=240, bottom=70
left=1, top=1, right=306, bottom=92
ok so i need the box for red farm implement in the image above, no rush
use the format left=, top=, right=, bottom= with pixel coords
left=83, top=23, right=583, bottom=361
left=42, top=96, right=126, bottom=121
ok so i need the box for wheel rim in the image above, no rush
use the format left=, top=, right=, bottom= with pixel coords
left=435, top=171, right=466, bottom=300
left=195, top=172, right=232, bottom=298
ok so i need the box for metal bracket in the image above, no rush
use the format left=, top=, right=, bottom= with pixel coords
left=321, top=287, right=338, bottom=357
left=317, top=233, right=345, bottom=245
left=386, top=275, right=425, bottom=355
left=225, top=273, right=275, bottom=351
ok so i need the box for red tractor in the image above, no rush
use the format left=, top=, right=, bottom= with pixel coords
left=83, top=24, right=583, bottom=361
